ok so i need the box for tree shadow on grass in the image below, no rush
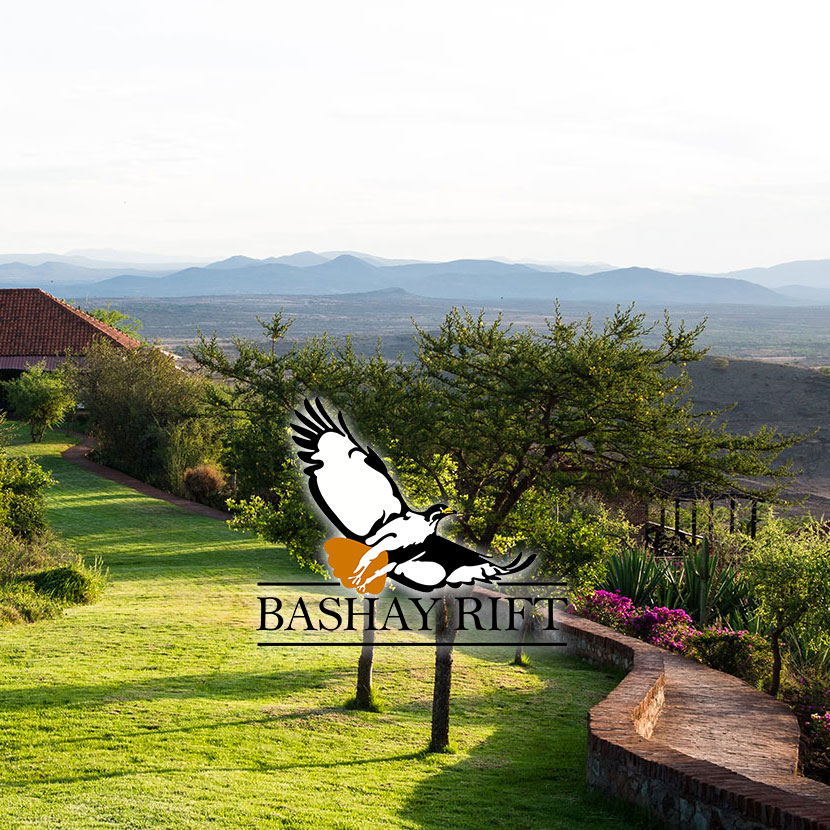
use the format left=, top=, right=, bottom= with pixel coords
left=401, top=676, right=657, bottom=830
left=0, top=666, right=346, bottom=714
left=9, top=749, right=429, bottom=787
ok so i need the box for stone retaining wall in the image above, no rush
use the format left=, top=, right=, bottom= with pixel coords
left=554, top=612, right=830, bottom=830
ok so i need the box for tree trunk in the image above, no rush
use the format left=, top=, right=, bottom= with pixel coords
left=354, top=597, right=376, bottom=709
left=770, top=628, right=783, bottom=696
left=430, top=590, right=458, bottom=751
left=513, top=611, right=533, bottom=665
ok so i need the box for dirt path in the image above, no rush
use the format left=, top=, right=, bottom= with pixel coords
left=61, top=435, right=230, bottom=521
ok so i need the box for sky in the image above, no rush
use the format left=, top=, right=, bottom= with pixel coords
left=1, top=1, right=828, bottom=273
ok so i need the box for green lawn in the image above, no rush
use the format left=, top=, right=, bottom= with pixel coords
left=0, top=428, right=653, bottom=830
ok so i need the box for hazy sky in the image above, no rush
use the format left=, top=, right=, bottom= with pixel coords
left=1, top=1, right=828, bottom=272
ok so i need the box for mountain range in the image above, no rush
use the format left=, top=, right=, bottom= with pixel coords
left=1, top=250, right=829, bottom=305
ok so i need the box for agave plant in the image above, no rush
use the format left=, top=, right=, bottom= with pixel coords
left=600, top=547, right=670, bottom=606
left=786, top=627, right=830, bottom=686
left=671, top=537, right=750, bottom=627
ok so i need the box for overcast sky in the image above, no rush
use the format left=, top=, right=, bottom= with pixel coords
left=1, top=1, right=828, bottom=272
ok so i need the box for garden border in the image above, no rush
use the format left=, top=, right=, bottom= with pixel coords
left=60, top=435, right=229, bottom=520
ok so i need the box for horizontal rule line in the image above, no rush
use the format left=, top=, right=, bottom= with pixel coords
left=496, top=582, right=567, bottom=587
left=257, top=582, right=340, bottom=586
left=257, top=642, right=567, bottom=647
left=257, top=582, right=568, bottom=588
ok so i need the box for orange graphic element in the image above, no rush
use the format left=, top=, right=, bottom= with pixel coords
left=324, top=538, right=388, bottom=595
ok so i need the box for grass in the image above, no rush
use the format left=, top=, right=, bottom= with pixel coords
left=0, top=426, right=655, bottom=829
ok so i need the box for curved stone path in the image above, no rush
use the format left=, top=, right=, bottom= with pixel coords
left=654, top=648, right=830, bottom=803
left=552, top=609, right=830, bottom=828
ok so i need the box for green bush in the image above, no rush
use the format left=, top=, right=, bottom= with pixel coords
left=600, top=548, right=669, bottom=606
left=0, top=581, right=63, bottom=626
left=0, top=454, right=53, bottom=538
left=2, top=362, right=75, bottom=442
left=0, top=526, right=75, bottom=580
left=601, top=540, right=752, bottom=627
left=670, top=538, right=750, bottom=627
left=72, top=340, right=222, bottom=495
left=527, top=491, right=633, bottom=592
left=688, top=629, right=773, bottom=690
left=16, top=559, right=106, bottom=604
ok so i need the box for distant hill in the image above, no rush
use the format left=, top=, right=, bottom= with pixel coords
left=724, top=259, right=830, bottom=289
left=775, top=284, right=830, bottom=302
left=0, top=252, right=205, bottom=271
left=492, top=258, right=617, bottom=275
left=266, top=251, right=330, bottom=267
left=0, top=260, right=172, bottom=285
left=44, top=256, right=793, bottom=305
left=0, top=249, right=817, bottom=305
left=683, top=356, right=830, bottom=511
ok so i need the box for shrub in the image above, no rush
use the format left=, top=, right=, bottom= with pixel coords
left=529, top=492, right=633, bottom=593
left=0, top=582, right=62, bottom=625
left=600, top=548, right=669, bottom=606
left=600, top=541, right=752, bottom=627
left=745, top=518, right=830, bottom=694
left=807, top=714, right=830, bottom=784
left=0, top=527, right=74, bottom=580
left=569, top=589, right=637, bottom=630
left=15, top=559, right=106, bottom=604
left=0, top=454, right=53, bottom=538
left=786, top=626, right=830, bottom=688
left=670, top=538, right=751, bottom=627
left=71, top=340, right=222, bottom=495
left=687, top=628, right=773, bottom=689
left=569, top=590, right=697, bottom=653
left=785, top=675, right=830, bottom=783
left=183, top=464, right=226, bottom=506
left=2, top=362, right=75, bottom=442
left=711, top=356, right=729, bottom=370
left=628, top=606, right=695, bottom=653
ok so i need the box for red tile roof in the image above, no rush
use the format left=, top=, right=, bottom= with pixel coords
left=0, top=356, right=66, bottom=371
left=0, top=288, right=141, bottom=357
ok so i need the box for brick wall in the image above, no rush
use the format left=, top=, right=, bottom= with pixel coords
left=553, top=613, right=830, bottom=830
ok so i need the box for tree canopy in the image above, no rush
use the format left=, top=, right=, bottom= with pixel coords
left=2, top=362, right=75, bottom=442
left=87, top=304, right=143, bottom=339
left=191, top=305, right=798, bottom=573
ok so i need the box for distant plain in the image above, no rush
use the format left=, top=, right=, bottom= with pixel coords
left=72, top=292, right=830, bottom=367
left=67, top=291, right=830, bottom=512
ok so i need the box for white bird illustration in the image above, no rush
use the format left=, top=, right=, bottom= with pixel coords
left=291, top=398, right=535, bottom=593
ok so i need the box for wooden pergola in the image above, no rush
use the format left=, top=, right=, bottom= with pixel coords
left=642, top=485, right=759, bottom=555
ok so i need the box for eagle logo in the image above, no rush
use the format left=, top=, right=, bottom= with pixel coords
left=291, top=399, right=536, bottom=594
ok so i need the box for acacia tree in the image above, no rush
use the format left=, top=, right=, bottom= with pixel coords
left=192, top=305, right=797, bottom=745
left=87, top=304, right=143, bottom=339
left=190, top=323, right=380, bottom=709
left=745, top=520, right=830, bottom=695
left=3, top=362, right=75, bottom=442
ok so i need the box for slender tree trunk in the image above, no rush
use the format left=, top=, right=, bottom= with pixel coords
left=430, top=590, right=458, bottom=751
left=355, top=597, right=376, bottom=709
left=770, top=628, right=783, bottom=696
left=514, top=611, right=533, bottom=665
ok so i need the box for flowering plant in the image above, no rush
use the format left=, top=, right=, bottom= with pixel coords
left=568, top=590, right=695, bottom=652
